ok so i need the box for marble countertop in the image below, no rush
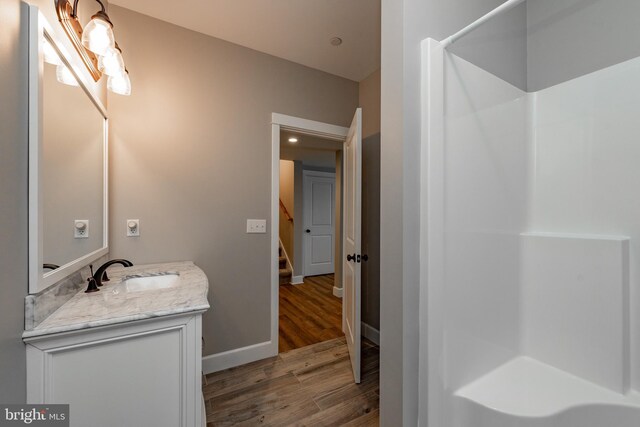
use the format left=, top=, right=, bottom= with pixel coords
left=23, top=261, right=210, bottom=339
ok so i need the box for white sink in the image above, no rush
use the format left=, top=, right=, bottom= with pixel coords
left=124, top=273, right=180, bottom=292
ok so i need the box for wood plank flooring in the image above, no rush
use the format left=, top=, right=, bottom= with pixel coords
left=278, top=274, right=343, bottom=353
left=204, top=337, right=379, bottom=426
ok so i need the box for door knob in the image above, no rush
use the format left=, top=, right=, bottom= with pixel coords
left=305, top=229, right=311, bottom=233
left=362, top=254, right=369, bottom=262
left=346, top=254, right=356, bottom=262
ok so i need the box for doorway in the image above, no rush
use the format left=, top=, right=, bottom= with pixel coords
left=270, top=112, right=364, bottom=382
left=278, top=129, right=342, bottom=353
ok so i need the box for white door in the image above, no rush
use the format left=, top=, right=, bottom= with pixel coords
left=343, top=108, right=362, bottom=383
left=303, top=171, right=336, bottom=276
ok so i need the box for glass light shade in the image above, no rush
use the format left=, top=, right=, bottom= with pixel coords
left=107, top=71, right=131, bottom=96
left=42, top=39, right=61, bottom=65
left=98, top=46, right=125, bottom=76
left=56, top=64, right=79, bottom=86
left=81, top=16, right=115, bottom=56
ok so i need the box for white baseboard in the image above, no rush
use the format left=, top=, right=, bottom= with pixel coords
left=202, top=340, right=276, bottom=374
left=333, top=286, right=343, bottom=298
left=362, top=322, right=380, bottom=346
left=291, top=275, right=304, bottom=285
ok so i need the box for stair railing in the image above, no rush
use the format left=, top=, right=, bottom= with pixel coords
left=279, top=199, right=293, bottom=223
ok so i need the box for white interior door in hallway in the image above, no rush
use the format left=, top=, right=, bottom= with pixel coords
left=303, top=170, right=336, bottom=276
left=343, top=108, right=362, bottom=383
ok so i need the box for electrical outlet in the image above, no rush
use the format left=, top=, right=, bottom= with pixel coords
left=246, top=219, right=267, bottom=234
left=127, top=219, right=140, bottom=237
left=74, top=220, right=89, bottom=239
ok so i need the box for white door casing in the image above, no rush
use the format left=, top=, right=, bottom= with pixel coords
left=343, top=108, right=362, bottom=383
left=303, top=171, right=336, bottom=276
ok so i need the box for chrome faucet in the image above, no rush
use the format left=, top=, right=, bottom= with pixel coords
left=92, top=259, right=133, bottom=287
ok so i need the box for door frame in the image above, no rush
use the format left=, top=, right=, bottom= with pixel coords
left=270, top=113, right=349, bottom=356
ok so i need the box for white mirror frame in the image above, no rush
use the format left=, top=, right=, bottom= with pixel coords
left=27, top=5, right=109, bottom=294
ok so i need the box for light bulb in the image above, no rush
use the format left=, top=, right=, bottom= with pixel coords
left=98, top=46, right=125, bottom=76
left=107, top=70, right=131, bottom=96
left=42, top=39, right=61, bottom=65
left=56, top=64, right=79, bottom=86
left=82, top=15, right=115, bottom=56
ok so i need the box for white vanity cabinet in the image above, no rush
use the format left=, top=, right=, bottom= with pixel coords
left=25, top=312, right=204, bottom=427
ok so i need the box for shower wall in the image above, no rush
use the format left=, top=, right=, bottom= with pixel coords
left=426, top=2, right=640, bottom=426
left=530, top=55, right=640, bottom=392
left=444, top=46, right=640, bottom=389
left=441, top=45, right=640, bottom=396
left=527, top=0, right=640, bottom=91
left=435, top=45, right=640, bottom=425
left=442, top=52, right=528, bottom=393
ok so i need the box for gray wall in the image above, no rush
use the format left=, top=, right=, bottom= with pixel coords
left=380, top=0, right=522, bottom=424
left=280, top=147, right=337, bottom=170
left=335, top=151, right=343, bottom=290
left=359, top=68, right=381, bottom=331
left=108, top=6, right=359, bottom=356
left=0, top=0, right=28, bottom=403
left=360, top=69, right=381, bottom=139
left=527, top=0, right=640, bottom=91
left=362, top=133, right=380, bottom=330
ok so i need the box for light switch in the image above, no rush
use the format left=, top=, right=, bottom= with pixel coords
left=246, top=219, right=267, bottom=234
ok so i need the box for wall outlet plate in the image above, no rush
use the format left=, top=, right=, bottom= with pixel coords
left=74, top=220, right=89, bottom=239
left=127, top=219, right=140, bottom=237
left=246, top=219, right=267, bottom=234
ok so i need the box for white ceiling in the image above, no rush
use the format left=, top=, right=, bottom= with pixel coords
left=110, top=0, right=381, bottom=82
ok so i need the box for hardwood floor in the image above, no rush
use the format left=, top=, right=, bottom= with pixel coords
left=203, top=274, right=377, bottom=425
left=278, top=274, right=343, bottom=353
left=204, top=337, right=380, bottom=426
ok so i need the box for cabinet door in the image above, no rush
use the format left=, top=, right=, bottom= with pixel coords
left=27, top=315, right=202, bottom=427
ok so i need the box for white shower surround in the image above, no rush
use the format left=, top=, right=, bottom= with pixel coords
left=420, top=38, right=640, bottom=426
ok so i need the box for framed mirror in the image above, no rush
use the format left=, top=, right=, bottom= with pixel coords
left=28, top=5, right=108, bottom=294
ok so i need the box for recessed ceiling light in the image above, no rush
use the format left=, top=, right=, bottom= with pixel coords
left=288, top=137, right=299, bottom=143
left=330, top=37, right=343, bottom=47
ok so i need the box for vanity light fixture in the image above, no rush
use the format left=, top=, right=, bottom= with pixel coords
left=288, top=137, right=299, bottom=143
left=107, top=69, right=131, bottom=96
left=55, top=0, right=131, bottom=95
left=98, top=44, right=125, bottom=76
left=80, top=4, right=115, bottom=56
